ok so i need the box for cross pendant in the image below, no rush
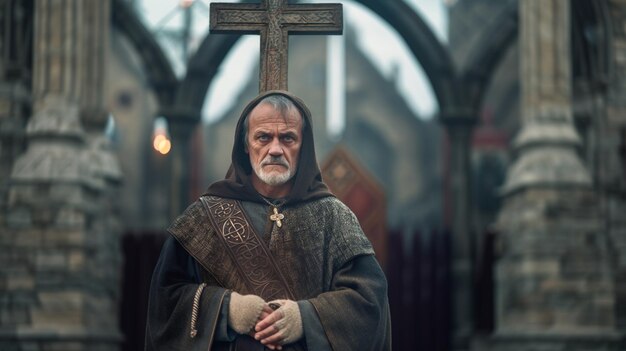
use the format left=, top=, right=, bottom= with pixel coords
left=269, top=207, right=285, bottom=228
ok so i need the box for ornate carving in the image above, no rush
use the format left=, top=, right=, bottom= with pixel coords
left=218, top=12, right=265, bottom=25
left=201, top=196, right=294, bottom=301
left=210, top=0, right=342, bottom=92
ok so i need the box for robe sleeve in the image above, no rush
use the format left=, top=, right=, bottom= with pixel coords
left=307, top=254, right=392, bottom=351
left=298, top=300, right=332, bottom=350
left=144, top=236, right=230, bottom=351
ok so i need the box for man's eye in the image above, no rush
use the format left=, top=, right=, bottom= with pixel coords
left=258, top=135, right=270, bottom=141
left=282, top=136, right=294, bottom=142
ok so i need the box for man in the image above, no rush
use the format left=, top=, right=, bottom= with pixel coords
left=145, top=90, right=391, bottom=351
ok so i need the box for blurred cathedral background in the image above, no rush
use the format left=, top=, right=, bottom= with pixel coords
left=1, top=0, right=626, bottom=350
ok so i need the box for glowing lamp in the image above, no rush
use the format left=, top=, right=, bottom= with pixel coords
left=152, top=117, right=172, bottom=155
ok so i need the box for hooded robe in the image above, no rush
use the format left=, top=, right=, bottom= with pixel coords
left=145, top=90, right=391, bottom=351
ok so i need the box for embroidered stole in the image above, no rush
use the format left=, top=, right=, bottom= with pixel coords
left=199, top=196, right=295, bottom=301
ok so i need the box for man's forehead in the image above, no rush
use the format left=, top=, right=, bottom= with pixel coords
left=248, top=103, right=302, bottom=127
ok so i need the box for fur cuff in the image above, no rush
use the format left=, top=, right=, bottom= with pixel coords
left=269, top=299, right=303, bottom=344
left=228, top=292, right=265, bottom=334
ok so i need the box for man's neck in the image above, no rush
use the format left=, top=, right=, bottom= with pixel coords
left=251, top=176, right=293, bottom=199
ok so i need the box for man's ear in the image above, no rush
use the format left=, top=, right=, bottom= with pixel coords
left=244, top=145, right=249, bottom=154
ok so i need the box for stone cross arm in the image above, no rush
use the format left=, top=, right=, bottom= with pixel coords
left=210, top=0, right=343, bottom=92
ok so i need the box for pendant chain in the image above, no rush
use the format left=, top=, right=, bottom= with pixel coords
left=260, top=196, right=286, bottom=209
left=260, top=196, right=286, bottom=228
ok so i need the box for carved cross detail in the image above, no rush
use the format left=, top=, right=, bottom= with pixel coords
left=210, top=0, right=343, bottom=92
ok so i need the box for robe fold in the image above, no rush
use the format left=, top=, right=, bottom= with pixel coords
left=145, top=196, right=392, bottom=351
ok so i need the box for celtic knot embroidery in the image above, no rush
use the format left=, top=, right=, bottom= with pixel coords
left=201, top=196, right=293, bottom=301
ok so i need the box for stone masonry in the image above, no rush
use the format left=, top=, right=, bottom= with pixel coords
left=0, top=0, right=33, bottom=228
left=487, top=0, right=623, bottom=349
left=0, top=1, right=122, bottom=350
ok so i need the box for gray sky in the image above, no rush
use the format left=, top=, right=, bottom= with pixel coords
left=136, top=0, right=449, bottom=122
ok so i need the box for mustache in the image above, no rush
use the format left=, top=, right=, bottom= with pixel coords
left=261, top=156, right=289, bottom=168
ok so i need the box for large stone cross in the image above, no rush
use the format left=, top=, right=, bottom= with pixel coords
left=210, top=0, right=343, bottom=92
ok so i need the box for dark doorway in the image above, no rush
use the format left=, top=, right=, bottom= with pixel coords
left=120, top=231, right=167, bottom=351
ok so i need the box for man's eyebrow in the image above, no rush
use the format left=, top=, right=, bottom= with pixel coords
left=280, top=131, right=298, bottom=136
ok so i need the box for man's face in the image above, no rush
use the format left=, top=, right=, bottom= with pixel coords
left=246, top=102, right=303, bottom=190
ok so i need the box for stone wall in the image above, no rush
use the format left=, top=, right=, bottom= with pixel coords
left=489, top=0, right=623, bottom=350
left=0, top=1, right=123, bottom=350
left=0, top=97, right=121, bottom=351
left=492, top=188, right=620, bottom=349
left=0, top=0, right=33, bottom=227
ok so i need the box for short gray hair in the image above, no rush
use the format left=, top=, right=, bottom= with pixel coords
left=242, top=95, right=306, bottom=147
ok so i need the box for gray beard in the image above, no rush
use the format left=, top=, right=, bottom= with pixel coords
left=254, top=165, right=294, bottom=186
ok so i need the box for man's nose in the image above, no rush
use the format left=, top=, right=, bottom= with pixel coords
left=268, top=139, right=283, bottom=156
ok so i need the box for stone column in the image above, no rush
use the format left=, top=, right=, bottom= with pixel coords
left=78, top=0, right=124, bottom=320
left=0, top=0, right=33, bottom=223
left=0, top=82, right=30, bottom=221
left=442, top=114, right=476, bottom=351
left=489, top=0, right=621, bottom=349
left=0, top=1, right=122, bottom=350
left=163, top=108, right=198, bottom=219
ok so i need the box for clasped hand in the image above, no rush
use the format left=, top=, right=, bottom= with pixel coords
left=253, top=303, right=284, bottom=350
left=254, top=299, right=302, bottom=350
left=228, top=292, right=302, bottom=350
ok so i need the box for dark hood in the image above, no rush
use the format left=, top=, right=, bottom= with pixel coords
left=204, top=90, right=333, bottom=205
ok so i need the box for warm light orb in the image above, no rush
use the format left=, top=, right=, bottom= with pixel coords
left=153, top=134, right=165, bottom=151
left=152, top=116, right=171, bottom=155
left=157, top=138, right=171, bottom=155
left=153, top=133, right=171, bottom=155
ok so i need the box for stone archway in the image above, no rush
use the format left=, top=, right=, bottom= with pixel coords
left=459, top=0, right=518, bottom=111
left=106, top=0, right=530, bottom=135
left=175, top=0, right=460, bottom=117
left=111, top=0, right=178, bottom=108
left=174, top=34, right=241, bottom=114
left=106, top=0, right=537, bottom=127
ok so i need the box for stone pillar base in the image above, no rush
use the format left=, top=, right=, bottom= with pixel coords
left=472, top=331, right=625, bottom=351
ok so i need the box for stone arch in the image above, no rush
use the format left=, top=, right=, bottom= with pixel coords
left=356, top=0, right=459, bottom=109
left=461, top=0, right=613, bottom=112
left=460, top=0, right=518, bottom=111
left=176, top=0, right=459, bottom=118
left=107, top=0, right=522, bottom=122
left=111, top=0, right=178, bottom=108
left=174, top=34, right=240, bottom=115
